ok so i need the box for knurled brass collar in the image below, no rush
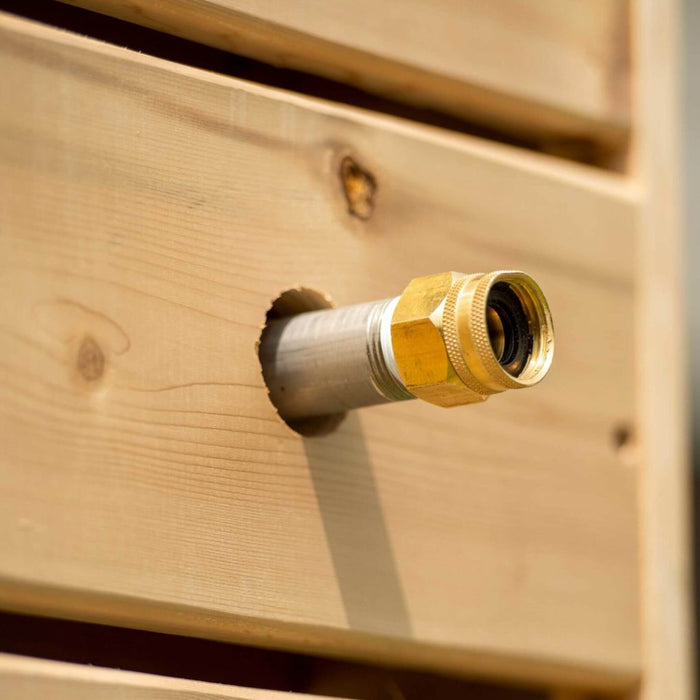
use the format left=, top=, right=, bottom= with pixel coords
left=454, top=271, right=554, bottom=392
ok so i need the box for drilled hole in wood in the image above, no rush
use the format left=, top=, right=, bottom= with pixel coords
left=612, top=423, right=637, bottom=465
left=258, top=288, right=346, bottom=437
left=612, top=424, right=631, bottom=450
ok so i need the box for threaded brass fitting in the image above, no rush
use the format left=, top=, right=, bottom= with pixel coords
left=390, top=271, right=554, bottom=407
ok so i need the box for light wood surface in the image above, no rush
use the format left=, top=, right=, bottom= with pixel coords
left=633, top=0, right=695, bottom=697
left=0, top=12, right=640, bottom=691
left=59, top=0, right=631, bottom=150
left=0, top=653, right=340, bottom=699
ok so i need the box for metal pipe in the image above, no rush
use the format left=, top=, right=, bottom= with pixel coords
left=259, top=298, right=411, bottom=420
left=259, top=271, right=554, bottom=424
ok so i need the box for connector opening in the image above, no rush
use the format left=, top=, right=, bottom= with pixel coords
left=489, top=275, right=554, bottom=386
left=486, top=282, right=533, bottom=377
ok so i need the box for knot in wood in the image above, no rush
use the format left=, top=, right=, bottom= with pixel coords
left=339, top=156, right=376, bottom=220
left=77, top=336, right=105, bottom=382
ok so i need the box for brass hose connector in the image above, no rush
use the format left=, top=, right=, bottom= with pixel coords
left=259, top=271, right=554, bottom=429
left=390, top=271, right=554, bottom=407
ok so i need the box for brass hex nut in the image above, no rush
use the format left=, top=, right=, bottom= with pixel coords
left=390, top=271, right=486, bottom=407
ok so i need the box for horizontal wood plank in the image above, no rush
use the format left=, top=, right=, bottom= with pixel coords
left=58, top=0, right=631, bottom=151
left=0, top=12, right=640, bottom=690
left=0, top=654, right=341, bottom=699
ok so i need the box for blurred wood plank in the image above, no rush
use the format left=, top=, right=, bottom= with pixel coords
left=0, top=654, right=342, bottom=699
left=0, top=12, right=639, bottom=691
left=58, top=0, right=631, bottom=151
left=633, top=0, right=695, bottom=698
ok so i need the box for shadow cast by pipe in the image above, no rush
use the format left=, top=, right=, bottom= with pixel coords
left=303, top=413, right=412, bottom=638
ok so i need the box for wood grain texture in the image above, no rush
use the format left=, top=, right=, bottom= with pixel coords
left=59, top=0, right=631, bottom=150
left=0, top=12, right=640, bottom=691
left=0, top=654, right=342, bottom=699
left=633, top=0, right=695, bottom=697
